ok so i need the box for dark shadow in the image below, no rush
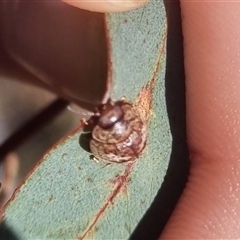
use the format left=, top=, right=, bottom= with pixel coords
left=79, top=115, right=99, bottom=153
left=79, top=132, right=92, bottom=153
left=0, top=221, right=20, bottom=240
left=129, top=1, right=189, bottom=239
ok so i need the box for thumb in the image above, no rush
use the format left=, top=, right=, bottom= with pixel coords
left=161, top=2, right=240, bottom=239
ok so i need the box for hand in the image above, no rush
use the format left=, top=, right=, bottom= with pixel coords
left=63, top=1, right=240, bottom=238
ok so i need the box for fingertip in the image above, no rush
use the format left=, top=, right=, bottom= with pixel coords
left=62, top=0, right=148, bottom=13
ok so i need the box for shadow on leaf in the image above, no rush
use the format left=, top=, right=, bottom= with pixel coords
left=0, top=221, right=20, bottom=240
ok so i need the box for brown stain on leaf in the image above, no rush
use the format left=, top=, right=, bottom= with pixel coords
left=48, top=194, right=54, bottom=203
left=135, top=31, right=167, bottom=123
left=78, top=162, right=134, bottom=240
left=87, top=178, right=93, bottom=183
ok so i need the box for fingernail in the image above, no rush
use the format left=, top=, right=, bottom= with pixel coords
left=108, top=0, right=148, bottom=10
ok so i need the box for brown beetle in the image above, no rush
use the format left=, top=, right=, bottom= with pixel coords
left=86, top=98, right=147, bottom=163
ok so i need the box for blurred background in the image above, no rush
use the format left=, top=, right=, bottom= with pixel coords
left=0, top=78, right=80, bottom=207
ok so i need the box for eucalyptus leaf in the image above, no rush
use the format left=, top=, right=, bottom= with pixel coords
left=1, top=0, right=171, bottom=239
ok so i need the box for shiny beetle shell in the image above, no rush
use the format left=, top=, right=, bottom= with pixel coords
left=88, top=99, right=147, bottom=163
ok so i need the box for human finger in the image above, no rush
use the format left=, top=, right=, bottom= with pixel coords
left=161, top=2, right=240, bottom=239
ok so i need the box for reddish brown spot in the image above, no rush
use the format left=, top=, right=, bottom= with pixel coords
left=87, top=178, right=93, bottom=183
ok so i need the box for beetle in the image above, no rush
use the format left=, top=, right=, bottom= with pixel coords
left=85, top=98, right=147, bottom=163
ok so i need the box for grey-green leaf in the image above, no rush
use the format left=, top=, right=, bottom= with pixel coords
left=1, top=1, right=171, bottom=239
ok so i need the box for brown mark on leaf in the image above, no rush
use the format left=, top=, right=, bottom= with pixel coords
left=87, top=178, right=93, bottom=183
left=48, top=195, right=54, bottom=203
left=134, top=31, right=166, bottom=123
left=78, top=162, right=134, bottom=240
